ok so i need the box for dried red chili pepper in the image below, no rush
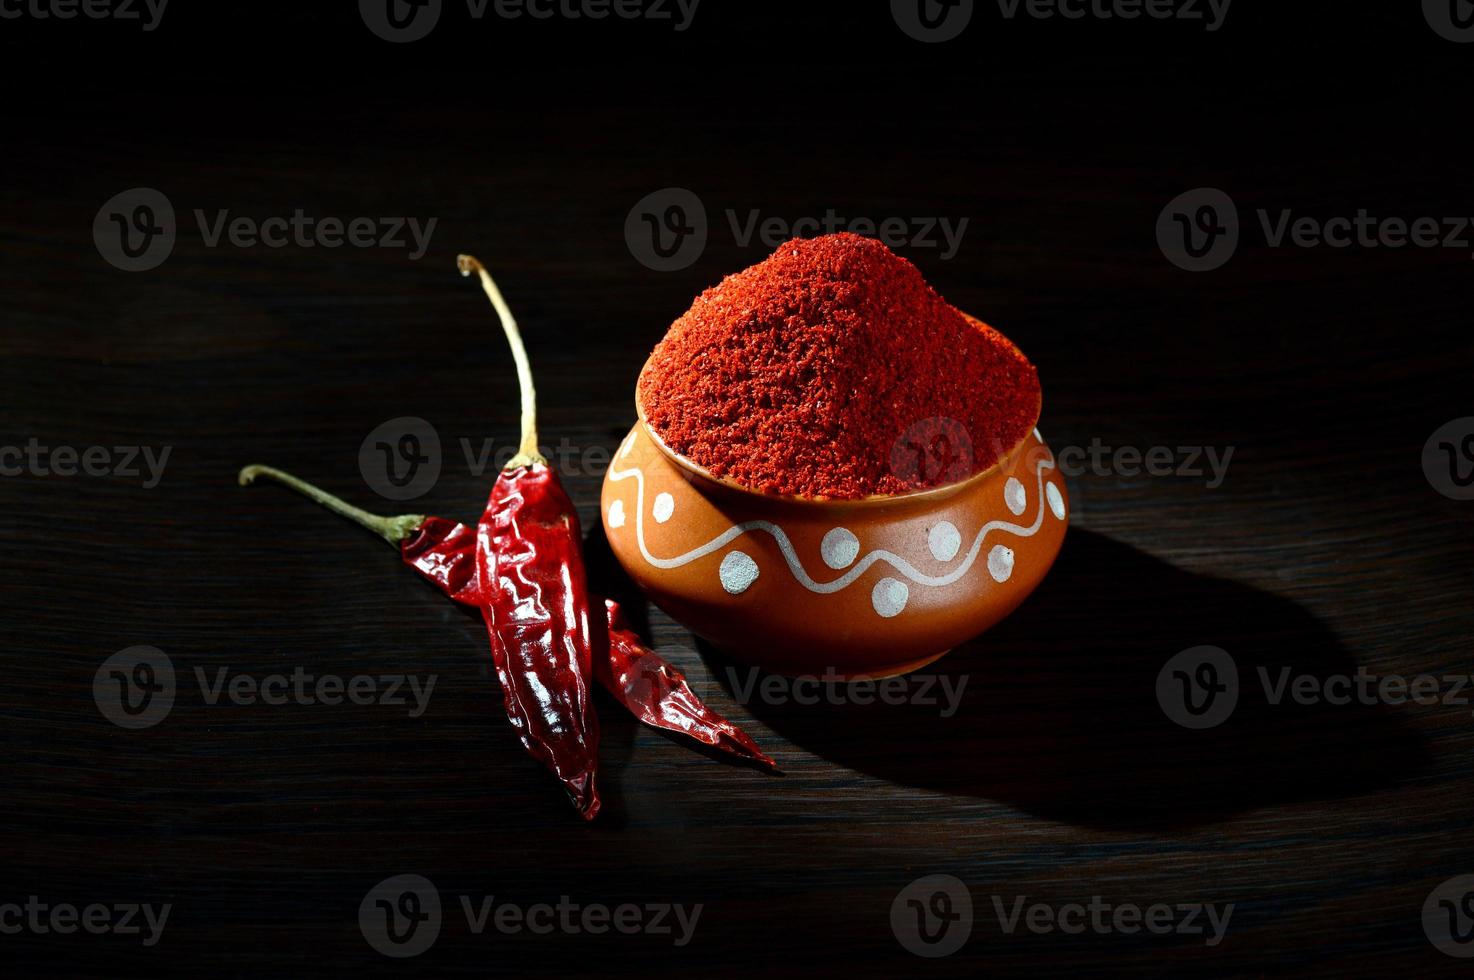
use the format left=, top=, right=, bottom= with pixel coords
left=453, top=254, right=602, bottom=818
left=239, top=256, right=776, bottom=818
left=234, top=461, right=597, bottom=817
left=403, top=517, right=774, bottom=768
left=599, top=600, right=776, bottom=768
left=234, top=481, right=776, bottom=770
left=478, top=459, right=601, bottom=817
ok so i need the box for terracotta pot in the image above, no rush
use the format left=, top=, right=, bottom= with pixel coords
left=601, top=362, right=1069, bottom=679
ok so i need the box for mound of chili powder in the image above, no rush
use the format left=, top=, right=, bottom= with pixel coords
left=637, top=233, right=1041, bottom=499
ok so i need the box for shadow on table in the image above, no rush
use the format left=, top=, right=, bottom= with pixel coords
left=588, top=523, right=1429, bottom=831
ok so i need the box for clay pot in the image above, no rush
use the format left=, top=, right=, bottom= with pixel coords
left=600, top=380, right=1069, bottom=678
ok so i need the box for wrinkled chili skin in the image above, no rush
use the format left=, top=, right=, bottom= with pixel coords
left=401, top=517, right=775, bottom=770
left=479, top=463, right=601, bottom=820
left=402, top=517, right=479, bottom=605
left=601, top=600, right=778, bottom=771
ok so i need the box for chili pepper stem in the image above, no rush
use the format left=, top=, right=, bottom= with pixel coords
left=238, top=464, right=424, bottom=546
left=458, top=254, right=547, bottom=470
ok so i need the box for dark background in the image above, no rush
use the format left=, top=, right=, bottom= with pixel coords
left=3, top=1, right=1472, bottom=975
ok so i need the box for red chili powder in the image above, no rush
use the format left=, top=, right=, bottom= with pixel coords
left=637, top=233, right=1041, bottom=499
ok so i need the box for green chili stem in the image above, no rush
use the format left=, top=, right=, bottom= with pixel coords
left=238, top=464, right=424, bottom=547
left=458, top=253, right=547, bottom=470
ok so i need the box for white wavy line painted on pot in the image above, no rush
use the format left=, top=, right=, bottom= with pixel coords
left=607, top=430, right=1059, bottom=594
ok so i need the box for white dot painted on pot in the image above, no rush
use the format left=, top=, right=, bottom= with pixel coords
left=871, top=577, right=909, bottom=618
left=653, top=492, right=675, bottom=523
left=1004, top=477, right=1027, bottom=516
left=719, top=550, right=759, bottom=595
left=607, top=499, right=626, bottom=529
left=928, top=521, right=961, bottom=562
left=988, top=545, right=1015, bottom=583
left=820, top=527, right=860, bottom=569
left=1046, top=482, right=1067, bottom=520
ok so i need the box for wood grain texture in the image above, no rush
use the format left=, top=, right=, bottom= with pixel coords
left=2, top=4, right=1472, bottom=976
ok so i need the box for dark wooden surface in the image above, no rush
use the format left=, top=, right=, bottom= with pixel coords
left=3, top=3, right=1472, bottom=976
